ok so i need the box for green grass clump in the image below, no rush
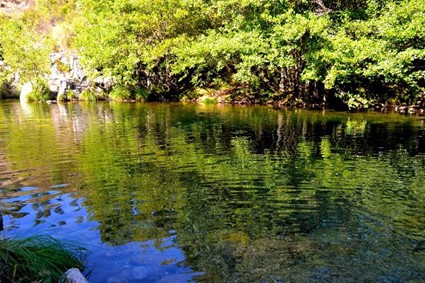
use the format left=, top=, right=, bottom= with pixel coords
left=57, top=90, right=75, bottom=102
left=109, top=86, right=148, bottom=101
left=78, top=89, right=98, bottom=101
left=200, top=96, right=218, bottom=104
left=57, top=91, right=66, bottom=102
left=109, top=86, right=132, bottom=101
left=0, top=235, right=88, bottom=282
left=22, top=79, right=50, bottom=102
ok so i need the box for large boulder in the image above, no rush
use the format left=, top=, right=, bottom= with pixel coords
left=19, top=82, right=33, bottom=102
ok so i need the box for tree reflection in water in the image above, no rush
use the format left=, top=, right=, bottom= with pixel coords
left=0, top=101, right=424, bottom=282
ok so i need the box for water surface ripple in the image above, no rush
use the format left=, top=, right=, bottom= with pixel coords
left=0, top=101, right=424, bottom=282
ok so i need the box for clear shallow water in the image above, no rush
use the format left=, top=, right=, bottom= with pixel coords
left=0, top=101, right=424, bottom=282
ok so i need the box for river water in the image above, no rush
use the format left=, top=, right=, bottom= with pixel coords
left=0, top=101, right=424, bottom=282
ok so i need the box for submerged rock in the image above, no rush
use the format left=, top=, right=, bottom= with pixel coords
left=131, top=266, right=148, bottom=280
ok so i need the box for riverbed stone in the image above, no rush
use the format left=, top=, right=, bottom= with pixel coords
left=64, top=268, right=89, bottom=283
left=131, top=266, right=148, bottom=280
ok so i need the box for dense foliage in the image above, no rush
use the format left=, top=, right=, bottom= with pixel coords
left=0, top=0, right=424, bottom=107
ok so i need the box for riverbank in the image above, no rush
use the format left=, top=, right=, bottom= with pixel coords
left=2, top=92, right=425, bottom=117
left=1, top=0, right=424, bottom=114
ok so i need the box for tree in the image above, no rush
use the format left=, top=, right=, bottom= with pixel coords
left=0, top=8, right=52, bottom=99
left=315, top=0, right=425, bottom=108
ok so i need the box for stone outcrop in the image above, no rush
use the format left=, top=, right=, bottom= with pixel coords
left=47, top=52, right=114, bottom=101
left=48, top=52, right=88, bottom=100
left=4, top=51, right=112, bottom=101
left=0, top=0, right=30, bottom=14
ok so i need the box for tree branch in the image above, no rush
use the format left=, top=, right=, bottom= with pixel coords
left=313, top=0, right=332, bottom=16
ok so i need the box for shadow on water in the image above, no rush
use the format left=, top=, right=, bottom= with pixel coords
left=0, top=101, right=424, bottom=282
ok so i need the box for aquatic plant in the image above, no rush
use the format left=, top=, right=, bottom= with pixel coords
left=0, top=235, right=88, bottom=282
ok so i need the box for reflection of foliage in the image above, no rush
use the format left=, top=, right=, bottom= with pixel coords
left=0, top=103, right=425, bottom=280
left=345, top=118, right=367, bottom=136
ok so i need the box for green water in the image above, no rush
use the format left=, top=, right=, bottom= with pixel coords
left=0, top=101, right=424, bottom=282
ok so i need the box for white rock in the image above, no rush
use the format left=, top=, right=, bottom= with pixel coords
left=20, top=82, right=33, bottom=102
left=64, top=268, right=89, bottom=283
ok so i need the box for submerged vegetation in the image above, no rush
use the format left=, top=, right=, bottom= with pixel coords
left=0, top=235, right=87, bottom=282
left=0, top=0, right=424, bottom=108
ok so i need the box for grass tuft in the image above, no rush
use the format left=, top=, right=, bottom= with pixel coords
left=109, top=86, right=148, bottom=101
left=78, top=89, right=97, bottom=101
left=22, top=79, right=50, bottom=102
left=0, top=235, right=88, bottom=282
left=109, top=86, right=132, bottom=101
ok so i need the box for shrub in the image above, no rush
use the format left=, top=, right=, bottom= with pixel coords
left=133, top=87, right=148, bottom=101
